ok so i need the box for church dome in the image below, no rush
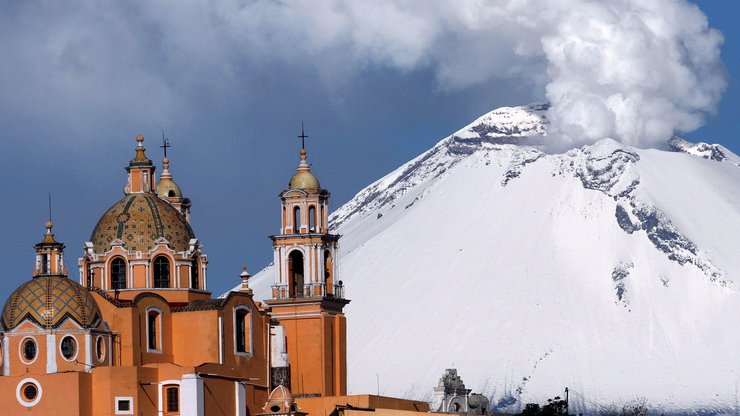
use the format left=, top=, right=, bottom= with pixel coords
left=90, top=193, right=195, bottom=253
left=288, top=170, right=320, bottom=190
left=157, top=156, right=183, bottom=199
left=288, top=148, right=321, bottom=190
left=157, top=177, right=182, bottom=198
left=2, top=277, right=102, bottom=330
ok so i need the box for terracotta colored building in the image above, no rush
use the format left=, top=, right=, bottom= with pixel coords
left=0, top=135, right=429, bottom=416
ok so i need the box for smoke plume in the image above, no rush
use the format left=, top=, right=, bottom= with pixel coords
left=0, top=0, right=727, bottom=149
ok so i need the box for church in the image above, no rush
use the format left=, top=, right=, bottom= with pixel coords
left=0, top=135, right=429, bottom=416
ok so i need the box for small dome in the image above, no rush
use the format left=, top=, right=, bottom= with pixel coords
left=157, top=178, right=182, bottom=199
left=90, top=194, right=195, bottom=253
left=288, top=148, right=320, bottom=190
left=288, top=170, right=320, bottom=190
left=262, top=385, right=299, bottom=413
left=2, top=277, right=102, bottom=330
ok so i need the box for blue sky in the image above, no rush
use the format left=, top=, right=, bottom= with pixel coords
left=0, top=1, right=737, bottom=301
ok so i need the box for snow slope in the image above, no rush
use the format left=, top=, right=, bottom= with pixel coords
left=240, top=103, right=740, bottom=413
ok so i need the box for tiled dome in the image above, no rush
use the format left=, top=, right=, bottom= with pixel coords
left=2, top=277, right=102, bottom=330
left=90, top=194, right=195, bottom=253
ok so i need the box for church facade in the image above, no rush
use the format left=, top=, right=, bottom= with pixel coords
left=0, top=135, right=423, bottom=416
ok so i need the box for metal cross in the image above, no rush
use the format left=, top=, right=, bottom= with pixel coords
left=160, top=131, right=171, bottom=158
left=298, top=122, right=309, bottom=149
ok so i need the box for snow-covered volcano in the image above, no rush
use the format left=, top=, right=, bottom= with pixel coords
left=242, top=103, right=740, bottom=413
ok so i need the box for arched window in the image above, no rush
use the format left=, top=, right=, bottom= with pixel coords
left=147, top=309, right=162, bottom=352
left=87, top=264, right=94, bottom=288
left=153, top=257, right=170, bottom=288
left=288, top=250, right=304, bottom=298
left=164, top=384, right=179, bottom=413
left=324, top=250, right=334, bottom=295
left=111, top=258, right=126, bottom=290
left=293, top=206, right=301, bottom=234
left=234, top=306, right=252, bottom=354
left=191, top=258, right=199, bottom=290
left=309, top=205, right=316, bottom=232
left=40, top=254, right=49, bottom=275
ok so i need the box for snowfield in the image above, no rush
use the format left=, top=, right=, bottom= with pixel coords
left=235, top=103, right=740, bottom=413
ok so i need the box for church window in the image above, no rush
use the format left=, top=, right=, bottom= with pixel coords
left=115, top=397, right=133, bottom=414
left=234, top=306, right=252, bottom=354
left=147, top=309, right=162, bottom=352
left=110, top=258, right=126, bottom=290
left=309, top=205, right=316, bottom=232
left=96, top=336, right=106, bottom=363
left=293, top=206, right=301, bottom=234
left=153, top=256, right=170, bottom=288
left=60, top=335, right=77, bottom=361
left=23, top=383, right=37, bottom=401
left=20, top=337, right=37, bottom=363
left=324, top=250, right=334, bottom=295
left=40, top=253, right=49, bottom=274
left=288, top=250, right=304, bottom=298
left=87, top=264, right=94, bottom=288
left=191, top=258, right=199, bottom=290
left=164, top=385, right=179, bottom=413
left=270, top=405, right=281, bottom=413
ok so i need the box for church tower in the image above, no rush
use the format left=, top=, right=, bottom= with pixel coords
left=265, top=135, right=349, bottom=398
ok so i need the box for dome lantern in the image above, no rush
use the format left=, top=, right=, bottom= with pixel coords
left=124, top=134, right=156, bottom=194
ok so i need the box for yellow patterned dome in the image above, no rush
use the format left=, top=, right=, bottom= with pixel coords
left=90, top=194, right=195, bottom=253
left=2, top=277, right=102, bottom=330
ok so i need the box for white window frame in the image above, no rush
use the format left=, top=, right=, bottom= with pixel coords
left=59, top=334, right=79, bottom=362
left=115, top=396, right=134, bottom=415
left=158, top=380, right=181, bottom=415
left=145, top=307, right=163, bottom=354
left=18, top=336, right=38, bottom=365
left=233, top=305, right=253, bottom=357
left=16, top=377, right=42, bottom=407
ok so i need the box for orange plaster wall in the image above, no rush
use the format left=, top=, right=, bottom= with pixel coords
left=133, top=264, right=147, bottom=288
left=92, top=292, right=139, bottom=366
left=91, top=365, right=159, bottom=416
left=203, top=377, right=237, bottom=416
left=0, top=371, right=93, bottom=416
left=172, top=309, right=220, bottom=365
left=296, top=395, right=430, bottom=416
left=5, top=324, right=47, bottom=377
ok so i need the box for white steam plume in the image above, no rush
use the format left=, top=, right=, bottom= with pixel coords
left=207, top=0, right=726, bottom=148
left=0, top=0, right=726, bottom=149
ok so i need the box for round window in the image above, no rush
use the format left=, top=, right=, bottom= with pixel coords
left=60, top=336, right=77, bottom=361
left=270, top=405, right=281, bottom=413
left=21, top=338, right=37, bottom=363
left=96, top=336, right=106, bottom=363
left=23, top=383, right=37, bottom=401
left=16, top=378, right=42, bottom=407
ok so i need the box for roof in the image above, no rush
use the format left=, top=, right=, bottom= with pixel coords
left=90, top=193, right=195, bottom=253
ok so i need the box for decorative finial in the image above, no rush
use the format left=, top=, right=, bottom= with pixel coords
left=240, top=265, right=251, bottom=293
left=161, top=131, right=171, bottom=158
left=298, top=122, right=309, bottom=150
left=136, top=134, right=145, bottom=146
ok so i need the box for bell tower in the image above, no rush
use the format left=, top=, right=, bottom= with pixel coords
left=265, top=133, right=349, bottom=398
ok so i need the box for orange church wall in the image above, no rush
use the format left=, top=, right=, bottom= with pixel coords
left=91, top=363, right=159, bottom=415
left=133, top=264, right=147, bottom=288
left=172, top=309, right=220, bottom=365
left=0, top=371, right=93, bottom=415
left=295, top=395, right=430, bottom=416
